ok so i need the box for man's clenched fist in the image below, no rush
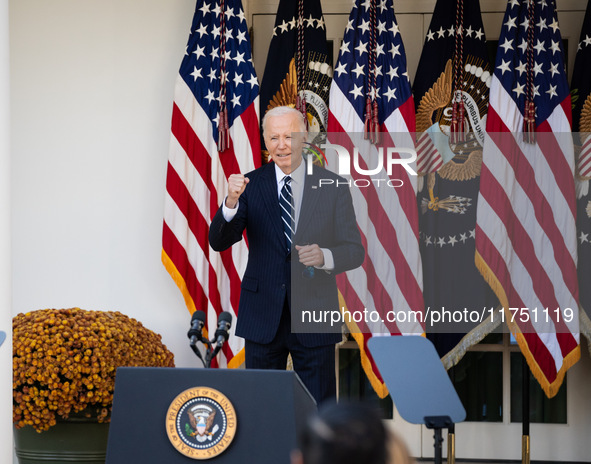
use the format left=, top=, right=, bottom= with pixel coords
left=225, top=174, right=249, bottom=208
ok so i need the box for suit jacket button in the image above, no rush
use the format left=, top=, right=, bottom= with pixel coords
left=281, top=284, right=286, bottom=289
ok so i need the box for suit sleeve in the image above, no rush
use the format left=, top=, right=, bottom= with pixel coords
left=329, top=183, right=365, bottom=275
left=208, top=191, right=248, bottom=252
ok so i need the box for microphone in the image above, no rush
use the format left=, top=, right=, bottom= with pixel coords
left=187, top=310, right=206, bottom=346
left=209, top=312, right=232, bottom=360
left=213, top=311, right=232, bottom=347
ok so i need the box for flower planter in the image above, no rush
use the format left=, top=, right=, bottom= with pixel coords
left=13, top=307, right=175, bottom=438
left=14, top=416, right=109, bottom=464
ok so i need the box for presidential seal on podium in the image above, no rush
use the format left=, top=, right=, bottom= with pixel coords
left=165, top=387, right=237, bottom=460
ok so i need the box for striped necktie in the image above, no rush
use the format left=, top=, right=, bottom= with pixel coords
left=279, top=176, right=294, bottom=251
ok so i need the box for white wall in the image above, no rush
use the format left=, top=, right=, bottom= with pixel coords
left=10, top=0, right=202, bottom=369
left=1, top=0, right=12, bottom=460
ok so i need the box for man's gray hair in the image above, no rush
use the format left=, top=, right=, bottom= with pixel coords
left=262, top=106, right=307, bottom=137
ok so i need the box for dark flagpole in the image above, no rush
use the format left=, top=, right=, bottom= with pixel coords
left=522, top=354, right=530, bottom=464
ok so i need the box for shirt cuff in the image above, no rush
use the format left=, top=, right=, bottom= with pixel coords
left=221, top=197, right=239, bottom=222
left=317, top=248, right=335, bottom=271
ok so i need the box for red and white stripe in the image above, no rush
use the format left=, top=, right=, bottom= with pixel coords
left=475, top=75, right=580, bottom=397
left=579, top=134, right=591, bottom=179
left=416, top=131, right=444, bottom=174
left=162, top=76, right=260, bottom=367
left=328, top=84, right=424, bottom=397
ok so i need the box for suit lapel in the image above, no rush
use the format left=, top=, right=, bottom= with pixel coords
left=259, top=162, right=285, bottom=244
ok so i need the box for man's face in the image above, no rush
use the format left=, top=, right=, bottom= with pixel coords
left=264, top=113, right=305, bottom=175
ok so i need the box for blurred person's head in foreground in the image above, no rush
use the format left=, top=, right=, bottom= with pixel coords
left=291, top=401, right=413, bottom=464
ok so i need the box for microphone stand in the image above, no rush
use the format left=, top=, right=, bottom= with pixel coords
left=204, top=340, right=217, bottom=368
left=190, top=336, right=222, bottom=368
left=189, top=337, right=207, bottom=366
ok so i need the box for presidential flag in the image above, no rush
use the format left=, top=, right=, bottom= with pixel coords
left=327, top=0, right=424, bottom=398
left=571, top=0, right=591, bottom=348
left=475, top=0, right=580, bottom=397
left=162, top=0, right=261, bottom=368
left=413, top=0, right=499, bottom=364
left=260, top=0, right=332, bottom=150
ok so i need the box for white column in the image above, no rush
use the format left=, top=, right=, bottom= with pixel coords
left=0, top=0, right=12, bottom=460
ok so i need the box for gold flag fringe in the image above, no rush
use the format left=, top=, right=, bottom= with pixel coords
left=338, top=291, right=390, bottom=399
left=162, top=249, right=198, bottom=314
left=441, top=306, right=503, bottom=370
left=475, top=251, right=580, bottom=398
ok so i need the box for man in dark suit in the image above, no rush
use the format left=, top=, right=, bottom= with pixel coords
left=209, top=106, right=364, bottom=404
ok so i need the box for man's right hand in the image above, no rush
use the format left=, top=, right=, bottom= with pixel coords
left=225, top=174, right=249, bottom=209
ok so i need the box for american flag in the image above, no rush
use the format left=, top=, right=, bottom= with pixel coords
left=327, top=0, right=424, bottom=398
left=162, top=0, right=261, bottom=368
left=475, top=0, right=580, bottom=397
left=579, top=141, right=591, bottom=178
left=416, top=133, right=445, bottom=173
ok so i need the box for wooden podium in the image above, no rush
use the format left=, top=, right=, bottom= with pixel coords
left=106, top=367, right=316, bottom=464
